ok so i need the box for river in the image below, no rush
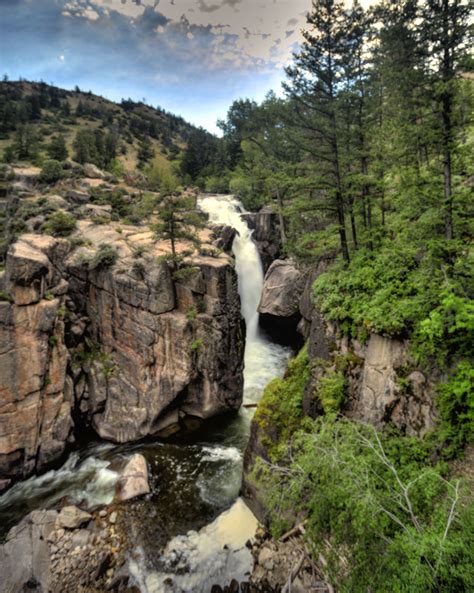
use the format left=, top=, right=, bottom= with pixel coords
left=0, top=195, right=292, bottom=592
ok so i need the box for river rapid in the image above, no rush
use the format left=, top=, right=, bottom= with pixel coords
left=0, top=195, right=292, bottom=592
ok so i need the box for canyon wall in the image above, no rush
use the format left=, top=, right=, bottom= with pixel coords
left=0, top=224, right=245, bottom=491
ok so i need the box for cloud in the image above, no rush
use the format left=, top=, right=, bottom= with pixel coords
left=0, top=0, right=320, bottom=131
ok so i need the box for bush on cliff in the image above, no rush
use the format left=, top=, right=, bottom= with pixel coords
left=39, top=159, right=64, bottom=183
left=258, top=416, right=474, bottom=593
left=88, top=243, right=118, bottom=270
left=42, top=210, right=76, bottom=237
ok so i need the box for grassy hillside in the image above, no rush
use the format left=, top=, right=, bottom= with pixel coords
left=0, top=80, right=197, bottom=173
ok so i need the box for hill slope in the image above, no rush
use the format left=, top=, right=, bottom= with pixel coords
left=0, top=80, right=198, bottom=172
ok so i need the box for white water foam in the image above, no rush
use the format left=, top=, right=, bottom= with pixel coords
left=129, top=498, right=257, bottom=593
left=0, top=445, right=119, bottom=514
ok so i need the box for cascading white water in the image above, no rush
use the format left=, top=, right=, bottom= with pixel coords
left=199, top=195, right=290, bottom=408
left=199, top=194, right=263, bottom=342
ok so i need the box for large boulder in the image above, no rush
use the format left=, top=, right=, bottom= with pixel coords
left=115, top=454, right=150, bottom=502
left=0, top=510, right=57, bottom=593
left=258, top=259, right=304, bottom=318
left=83, top=163, right=106, bottom=179
left=258, top=259, right=306, bottom=344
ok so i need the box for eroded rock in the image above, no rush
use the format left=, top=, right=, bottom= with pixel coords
left=115, top=454, right=150, bottom=502
left=57, top=506, right=92, bottom=530
left=258, top=259, right=304, bottom=318
left=0, top=222, right=245, bottom=488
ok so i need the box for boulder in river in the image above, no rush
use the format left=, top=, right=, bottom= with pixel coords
left=115, top=454, right=150, bottom=502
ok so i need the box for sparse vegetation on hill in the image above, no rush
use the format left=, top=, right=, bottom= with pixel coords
left=0, top=80, right=197, bottom=173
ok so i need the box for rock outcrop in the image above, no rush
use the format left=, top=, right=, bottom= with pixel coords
left=0, top=505, right=136, bottom=593
left=0, top=235, right=74, bottom=491
left=258, top=259, right=306, bottom=344
left=0, top=222, right=245, bottom=490
left=244, top=205, right=281, bottom=271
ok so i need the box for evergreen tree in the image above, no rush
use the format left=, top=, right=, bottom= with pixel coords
left=47, top=135, right=68, bottom=161
left=154, top=194, right=204, bottom=264
left=137, top=136, right=154, bottom=168
left=284, top=0, right=352, bottom=262
left=13, top=125, right=37, bottom=160
left=422, top=0, right=472, bottom=239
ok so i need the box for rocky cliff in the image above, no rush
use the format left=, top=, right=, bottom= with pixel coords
left=244, top=257, right=439, bottom=522
left=0, top=220, right=245, bottom=491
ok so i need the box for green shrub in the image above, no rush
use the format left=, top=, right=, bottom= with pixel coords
left=39, top=159, right=63, bottom=183
left=255, top=345, right=310, bottom=457
left=42, top=210, right=76, bottom=237
left=316, top=369, right=346, bottom=413
left=436, top=361, right=474, bottom=457
left=0, top=290, right=13, bottom=302
left=258, top=416, right=474, bottom=593
left=186, top=307, right=198, bottom=321
left=88, top=244, right=119, bottom=270
left=191, top=338, right=203, bottom=353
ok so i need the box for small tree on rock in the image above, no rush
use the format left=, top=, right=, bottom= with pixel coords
left=154, top=194, right=204, bottom=265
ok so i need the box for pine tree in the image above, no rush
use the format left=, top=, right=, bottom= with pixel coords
left=154, top=194, right=204, bottom=265
left=284, top=0, right=352, bottom=262
left=47, top=135, right=68, bottom=161
left=422, top=0, right=472, bottom=239
left=137, top=137, right=154, bottom=168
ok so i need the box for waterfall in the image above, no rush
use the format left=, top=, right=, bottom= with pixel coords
left=198, top=195, right=289, bottom=407
left=199, top=194, right=263, bottom=342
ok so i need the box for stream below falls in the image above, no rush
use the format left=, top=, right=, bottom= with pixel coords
left=0, top=195, right=292, bottom=592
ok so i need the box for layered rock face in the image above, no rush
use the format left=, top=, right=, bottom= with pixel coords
left=0, top=224, right=245, bottom=490
left=0, top=235, right=74, bottom=490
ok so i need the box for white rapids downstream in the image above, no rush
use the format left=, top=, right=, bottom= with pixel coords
left=0, top=195, right=292, bottom=593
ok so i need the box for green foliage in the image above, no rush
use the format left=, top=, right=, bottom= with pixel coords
left=144, top=162, right=178, bottom=193
left=205, top=174, right=229, bottom=194
left=255, top=345, right=310, bottom=457
left=190, top=338, right=203, bottom=353
left=314, top=242, right=472, bottom=341
left=436, top=361, right=474, bottom=457
left=259, top=416, right=474, bottom=593
left=153, top=194, right=204, bottom=262
left=47, top=135, right=68, bottom=161
left=131, top=259, right=146, bottom=278
left=316, top=369, right=346, bottom=413
left=415, top=290, right=474, bottom=366
left=42, top=210, right=76, bottom=237
left=186, top=307, right=197, bottom=322
left=137, top=137, right=154, bottom=168
left=88, top=244, right=118, bottom=270
left=0, top=290, right=13, bottom=302
left=39, top=159, right=63, bottom=183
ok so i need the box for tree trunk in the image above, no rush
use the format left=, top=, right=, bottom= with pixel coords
left=275, top=187, right=287, bottom=245
left=347, top=195, right=358, bottom=249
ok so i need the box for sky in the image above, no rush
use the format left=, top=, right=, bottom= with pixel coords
left=0, top=0, right=370, bottom=133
